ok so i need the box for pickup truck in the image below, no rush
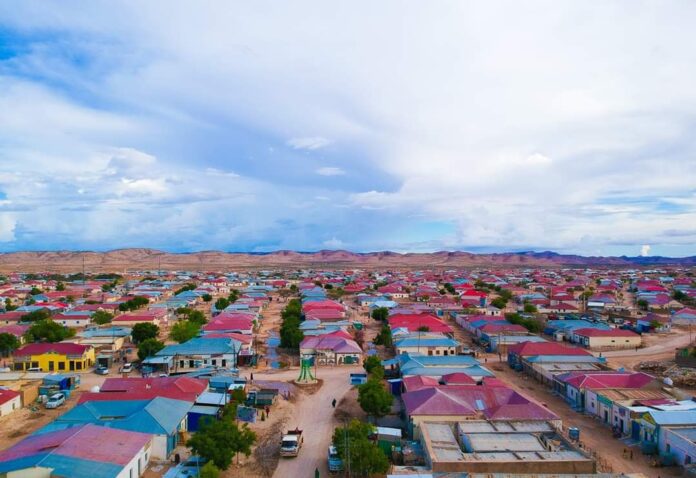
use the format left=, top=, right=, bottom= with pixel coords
left=328, top=445, right=343, bottom=473
left=280, top=428, right=303, bottom=457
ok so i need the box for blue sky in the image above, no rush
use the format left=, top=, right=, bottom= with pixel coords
left=0, top=1, right=695, bottom=256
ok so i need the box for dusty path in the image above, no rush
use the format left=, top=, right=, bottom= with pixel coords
left=599, top=328, right=692, bottom=358
left=247, top=365, right=359, bottom=478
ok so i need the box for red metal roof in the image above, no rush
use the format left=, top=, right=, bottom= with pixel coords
left=14, top=342, right=92, bottom=357
left=574, top=328, right=639, bottom=338
left=508, top=341, right=591, bottom=357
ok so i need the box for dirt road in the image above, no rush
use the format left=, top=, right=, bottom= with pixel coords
left=599, top=328, right=693, bottom=359
left=247, top=364, right=359, bottom=478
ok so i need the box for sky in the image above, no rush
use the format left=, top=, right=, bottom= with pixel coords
left=0, top=1, right=695, bottom=256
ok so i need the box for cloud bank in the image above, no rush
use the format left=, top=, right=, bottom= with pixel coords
left=0, top=1, right=695, bottom=255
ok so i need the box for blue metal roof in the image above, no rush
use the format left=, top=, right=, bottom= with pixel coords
left=0, top=454, right=124, bottom=478
left=157, top=337, right=241, bottom=356
left=35, top=397, right=191, bottom=436
left=395, top=337, right=459, bottom=348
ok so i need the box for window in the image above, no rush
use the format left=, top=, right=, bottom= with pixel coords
left=76, top=362, right=82, bottom=370
left=212, top=359, right=217, bottom=366
left=58, top=362, right=65, bottom=371
left=179, top=360, right=184, bottom=368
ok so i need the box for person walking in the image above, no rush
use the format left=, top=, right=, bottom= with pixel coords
left=332, top=398, right=337, bottom=408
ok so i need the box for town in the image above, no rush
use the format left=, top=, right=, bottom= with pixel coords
left=0, top=264, right=695, bottom=478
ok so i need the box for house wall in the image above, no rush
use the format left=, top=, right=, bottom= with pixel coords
left=58, top=317, right=92, bottom=328
left=151, top=435, right=169, bottom=460
left=662, top=428, right=696, bottom=466
left=7, top=468, right=52, bottom=478
left=0, top=395, right=21, bottom=416
left=116, top=440, right=153, bottom=478
left=395, top=345, right=457, bottom=356
left=585, top=390, right=599, bottom=416
left=13, top=349, right=96, bottom=372
left=586, top=335, right=641, bottom=350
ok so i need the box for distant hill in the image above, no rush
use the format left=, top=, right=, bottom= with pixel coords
left=0, top=248, right=695, bottom=272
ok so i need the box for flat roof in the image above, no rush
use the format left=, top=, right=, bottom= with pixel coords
left=464, top=433, right=545, bottom=452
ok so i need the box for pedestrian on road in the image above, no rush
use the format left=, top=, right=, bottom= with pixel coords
left=332, top=398, right=337, bottom=408
left=265, top=406, right=270, bottom=416
left=250, top=372, right=254, bottom=382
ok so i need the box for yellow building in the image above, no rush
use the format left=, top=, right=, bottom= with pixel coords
left=13, top=343, right=95, bottom=372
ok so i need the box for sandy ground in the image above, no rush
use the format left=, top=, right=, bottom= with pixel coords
left=601, top=326, right=694, bottom=370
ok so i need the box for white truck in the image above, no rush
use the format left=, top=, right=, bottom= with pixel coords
left=280, top=428, right=303, bottom=457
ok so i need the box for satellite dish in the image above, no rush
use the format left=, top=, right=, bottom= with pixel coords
left=90, top=386, right=101, bottom=393
left=663, top=377, right=674, bottom=387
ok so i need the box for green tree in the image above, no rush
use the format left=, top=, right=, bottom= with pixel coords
left=30, top=287, right=43, bottom=295
left=373, top=324, right=393, bottom=347
left=637, top=299, right=649, bottom=311
left=187, top=310, right=207, bottom=325
left=92, top=310, right=114, bottom=325
left=131, top=322, right=160, bottom=344
left=21, top=309, right=51, bottom=322
left=118, top=296, right=149, bottom=312
left=491, top=297, right=507, bottom=309
left=4, top=298, right=17, bottom=311
left=363, top=355, right=383, bottom=376
left=332, top=419, right=389, bottom=477
left=228, top=289, right=240, bottom=303
left=0, top=333, right=21, bottom=357
left=443, top=283, right=456, bottom=294
left=202, top=293, right=213, bottom=302
left=24, top=320, right=75, bottom=343
left=357, top=378, right=392, bottom=418
left=279, top=299, right=304, bottom=350
left=673, top=290, right=687, bottom=301
left=417, top=325, right=430, bottom=332
left=55, top=282, right=66, bottom=292
left=215, top=297, right=230, bottom=311
left=371, top=307, right=389, bottom=322
left=171, top=320, right=201, bottom=343
left=175, top=283, right=197, bottom=295
left=523, top=302, right=538, bottom=313
left=187, top=416, right=257, bottom=470
left=137, top=338, right=165, bottom=361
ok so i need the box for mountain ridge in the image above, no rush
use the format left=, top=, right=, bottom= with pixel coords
left=0, top=248, right=695, bottom=272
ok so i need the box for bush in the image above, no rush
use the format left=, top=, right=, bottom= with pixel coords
left=24, top=320, right=75, bottom=343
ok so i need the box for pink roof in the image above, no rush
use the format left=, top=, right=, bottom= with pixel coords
left=479, top=323, right=528, bottom=334
left=560, top=372, right=654, bottom=390
left=508, top=341, right=591, bottom=357
left=0, top=423, right=151, bottom=465
left=0, top=389, right=20, bottom=406
left=388, top=314, right=453, bottom=334
left=303, top=301, right=345, bottom=312
left=203, top=316, right=254, bottom=332
left=402, top=385, right=558, bottom=421
left=14, top=342, right=91, bottom=357
left=574, top=328, right=639, bottom=338
left=300, top=332, right=362, bottom=354
left=0, top=324, right=29, bottom=337
left=440, top=373, right=477, bottom=385
left=402, top=375, right=439, bottom=392
left=0, top=311, right=24, bottom=322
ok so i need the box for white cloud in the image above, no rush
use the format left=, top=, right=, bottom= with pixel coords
left=0, top=214, right=16, bottom=242
left=316, top=167, right=345, bottom=176
left=640, top=245, right=651, bottom=257
left=287, top=136, right=331, bottom=150
left=323, top=237, right=345, bottom=249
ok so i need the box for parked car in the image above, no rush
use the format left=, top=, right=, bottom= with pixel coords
left=328, top=445, right=343, bottom=473
left=95, top=365, right=109, bottom=375
left=45, top=392, right=66, bottom=409
left=27, top=367, right=43, bottom=372
left=120, top=363, right=133, bottom=373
